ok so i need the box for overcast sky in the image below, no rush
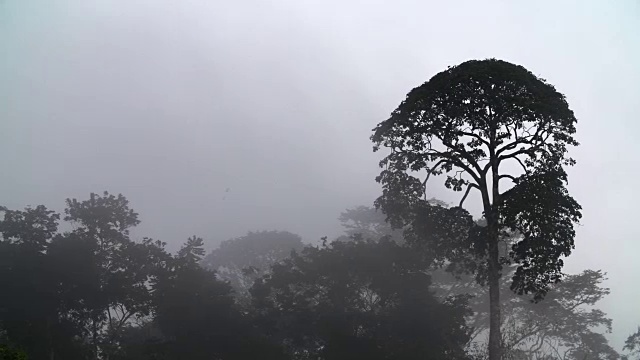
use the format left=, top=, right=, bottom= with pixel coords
left=1, top=0, right=638, bottom=350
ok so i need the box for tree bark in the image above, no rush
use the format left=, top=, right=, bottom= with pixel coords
left=488, top=132, right=502, bottom=360
left=487, top=219, right=502, bottom=360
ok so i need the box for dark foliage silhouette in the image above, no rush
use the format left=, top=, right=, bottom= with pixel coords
left=371, top=59, right=582, bottom=359
left=251, top=238, right=471, bottom=360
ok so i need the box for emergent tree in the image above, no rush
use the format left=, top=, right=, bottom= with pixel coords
left=371, top=59, right=582, bottom=359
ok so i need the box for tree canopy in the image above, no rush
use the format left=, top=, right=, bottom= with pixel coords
left=251, top=238, right=471, bottom=360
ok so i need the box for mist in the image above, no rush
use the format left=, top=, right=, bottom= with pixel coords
left=1, top=0, right=638, bottom=358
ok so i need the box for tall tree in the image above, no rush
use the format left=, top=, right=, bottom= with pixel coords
left=371, top=59, right=582, bottom=359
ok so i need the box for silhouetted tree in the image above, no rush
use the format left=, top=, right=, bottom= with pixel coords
left=251, top=238, right=471, bottom=360
left=0, top=205, right=86, bottom=359
left=142, top=237, right=285, bottom=360
left=624, top=327, right=640, bottom=360
left=60, top=192, right=162, bottom=359
left=371, top=59, right=582, bottom=359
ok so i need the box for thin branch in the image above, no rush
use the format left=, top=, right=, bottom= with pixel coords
left=459, top=183, right=480, bottom=207
left=499, top=155, right=529, bottom=175
left=531, top=333, right=548, bottom=354
left=458, top=130, right=491, bottom=147
left=425, top=146, right=483, bottom=185
left=423, top=159, right=447, bottom=200
left=498, top=146, right=535, bottom=161
left=499, top=174, right=518, bottom=183
left=510, top=324, right=542, bottom=349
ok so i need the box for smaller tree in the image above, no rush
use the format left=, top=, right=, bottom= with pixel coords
left=624, top=327, right=640, bottom=360
left=0, top=205, right=60, bottom=252
left=60, top=192, right=160, bottom=359
left=177, top=235, right=206, bottom=266
left=0, top=206, right=66, bottom=359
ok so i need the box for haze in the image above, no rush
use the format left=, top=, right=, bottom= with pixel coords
left=1, top=0, right=638, bottom=351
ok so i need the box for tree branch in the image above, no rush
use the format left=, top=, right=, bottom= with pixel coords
left=459, top=183, right=480, bottom=207
left=423, top=159, right=447, bottom=200
left=426, top=146, right=483, bottom=185
left=458, top=130, right=491, bottom=147
left=499, top=174, right=518, bottom=183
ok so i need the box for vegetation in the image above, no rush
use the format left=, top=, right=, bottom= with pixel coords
left=371, top=59, right=582, bottom=359
left=1, top=59, right=630, bottom=359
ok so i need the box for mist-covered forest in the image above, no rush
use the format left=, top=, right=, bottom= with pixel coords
left=2, top=2, right=639, bottom=360
left=2, top=59, right=640, bottom=360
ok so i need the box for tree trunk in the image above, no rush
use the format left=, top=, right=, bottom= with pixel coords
left=488, top=149, right=502, bottom=360
left=487, top=221, right=502, bottom=360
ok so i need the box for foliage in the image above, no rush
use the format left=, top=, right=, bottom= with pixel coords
left=0, top=191, right=621, bottom=360
left=624, top=327, right=640, bottom=360
left=341, top=205, right=621, bottom=360
left=251, top=238, right=471, bottom=360
left=495, top=270, right=618, bottom=360
left=0, top=345, right=28, bottom=360
left=118, top=235, right=286, bottom=360
left=60, top=192, right=162, bottom=359
left=0, top=193, right=171, bottom=359
left=371, top=58, right=581, bottom=359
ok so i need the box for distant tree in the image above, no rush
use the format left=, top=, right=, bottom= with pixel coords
left=337, top=206, right=403, bottom=243
left=624, top=327, right=640, bottom=360
left=201, top=230, right=305, bottom=304
left=251, top=238, right=471, bottom=360
left=464, top=269, right=620, bottom=359
left=177, top=235, right=206, bottom=266
left=371, top=58, right=582, bottom=359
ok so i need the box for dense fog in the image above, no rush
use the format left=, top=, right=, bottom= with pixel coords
left=1, top=1, right=638, bottom=359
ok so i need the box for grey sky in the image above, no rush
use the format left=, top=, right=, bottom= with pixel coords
left=1, top=0, right=638, bottom=351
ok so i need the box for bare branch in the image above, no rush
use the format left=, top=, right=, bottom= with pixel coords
left=498, top=154, right=529, bottom=176
left=459, top=183, right=480, bottom=207
left=499, top=174, right=518, bottom=183
left=458, top=130, right=491, bottom=147
left=497, top=121, right=554, bottom=158
left=422, top=159, right=447, bottom=200
left=430, top=143, right=483, bottom=184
